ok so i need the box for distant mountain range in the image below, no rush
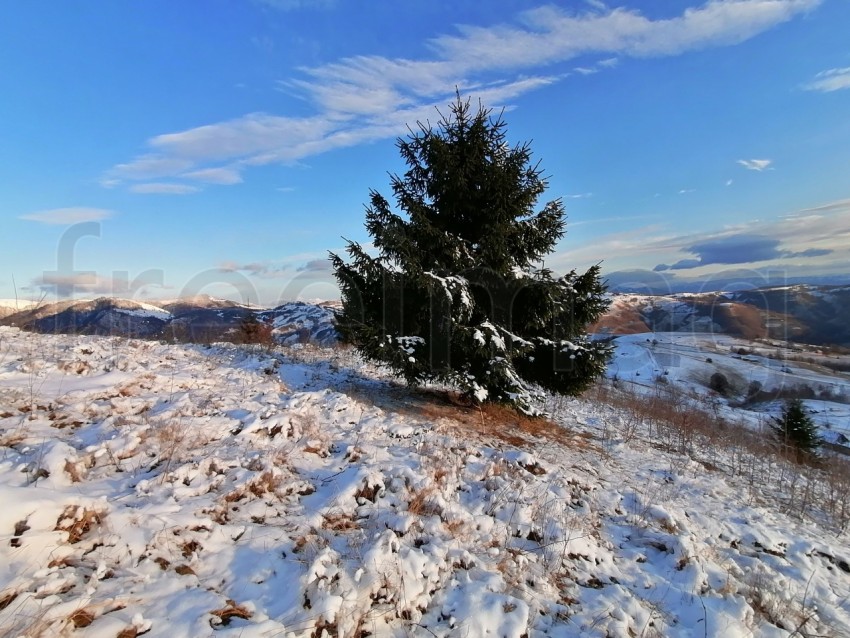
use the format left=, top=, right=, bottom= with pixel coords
left=3, top=284, right=849, bottom=348
left=0, top=295, right=338, bottom=346
left=593, top=284, right=850, bottom=347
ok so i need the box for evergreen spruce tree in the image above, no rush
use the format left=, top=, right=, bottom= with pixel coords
left=330, top=95, right=611, bottom=413
left=236, top=312, right=272, bottom=347
left=771, top=398, right=822, bottom=463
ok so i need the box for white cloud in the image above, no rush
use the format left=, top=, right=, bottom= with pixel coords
left=20, top=207, right=113, bottom=225
left=129, top=183, right=200, bottom=195
left=182, top=167, right=243, bottom=185
left=150, top=114, right=334, bottom=162
left=726, top=179, right=734, bottom=186
left=737, top=158, right=772, bottom=171
left=107, top=0, right=821, bottom=187
left=111, top=155, right=194, bottom=180
left=557, top=197, right=850, bottom=274
left=679, top=188, right=696, bottom=194
left=29, top=271, right=168, bottom=299
left=803, top=66, right=850, bottom=92
left=431, top=1, right=820, bottom=68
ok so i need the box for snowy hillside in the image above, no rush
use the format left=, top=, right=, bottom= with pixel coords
left=259, top=301, right=337, bottom=347
left=608, top=333, right=850, bottom=444
left=2, top=327, right=850, bottom=637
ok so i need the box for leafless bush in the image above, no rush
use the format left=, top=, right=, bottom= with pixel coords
left=817, top=456, right=850, bottom=532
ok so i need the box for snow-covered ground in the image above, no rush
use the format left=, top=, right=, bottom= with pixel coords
left=608, top=333, right=850, bottom=444
left=2, top=327, right=850, bottom=637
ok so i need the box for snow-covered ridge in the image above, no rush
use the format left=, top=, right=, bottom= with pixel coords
left=597, top=284, right=850, bottom=347
left=0, top=299, right=37, bottom=320
left=113, top=305, right=172, bottom=321
left=0, top=299, right=37, bottom=310
left=1, top=296, right=339, bottom=346
left=2, top=328, right=850, bottom=636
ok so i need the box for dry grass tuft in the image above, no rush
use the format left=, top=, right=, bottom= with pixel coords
left=63, top=459, right=84, bottom=482
left=55, top=505, right=103, bottom=544
left=223, top=470, right=281, bottom=504
left=322, top=512, right=359, bottom=532
left=407, top=486, right=443, bottom=518
left=249, top=470, right=281, bottom=496
left=0, top=430, right=26, bottom=448
left=67, top=608, right=95, bottom=628
left=181, top=539, right=202, bottom=558
left=153, top=557, right=170, bottom=570
left=58, top=359, right=92, bottom=375
left=354, top=478, right=382, bottom=503
left=210, top=600, right=252, bottom=626
left=401, top=388, right=597, bottom=451
left=0, top=589, right=18, bottom=611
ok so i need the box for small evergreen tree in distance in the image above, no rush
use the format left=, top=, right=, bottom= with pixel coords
left=771, top=398, right=822, bottom=463
left=330, top=94, right=611, bottom=413
left=236, top=312, right=273, bottom=347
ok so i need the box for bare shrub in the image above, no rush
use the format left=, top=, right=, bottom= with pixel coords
left=822, top=456, right=850, bottom=531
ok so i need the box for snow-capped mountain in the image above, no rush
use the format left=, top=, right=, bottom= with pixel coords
left=4, top=284, right=849, bottom=353
left=1, top=296, right=338, bottom=346
left=594, top=284, right=850, bottom=346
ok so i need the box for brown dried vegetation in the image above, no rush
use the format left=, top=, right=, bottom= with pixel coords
left=55, top=506, right=103, bottom=544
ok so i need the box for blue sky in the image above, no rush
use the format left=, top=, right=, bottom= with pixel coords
left=2, top=0, right=849, bottom=305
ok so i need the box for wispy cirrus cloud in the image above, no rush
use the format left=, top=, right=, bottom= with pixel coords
left=20, top=207, right=113, bottom=225
left=802, top=66, right=850, bottom=92
left=737, top=158, right=772, bottom=171
left=430, top=0, right=820, bottom=68
left=217, top=260, right=292, bottom=279
left=182, top=167, right=243, bottom=185
left=105, top=0, right=821, bottom=190
left=111, top=156, right=194, bottom=180
left=129, top=183, right=200, bottom=195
